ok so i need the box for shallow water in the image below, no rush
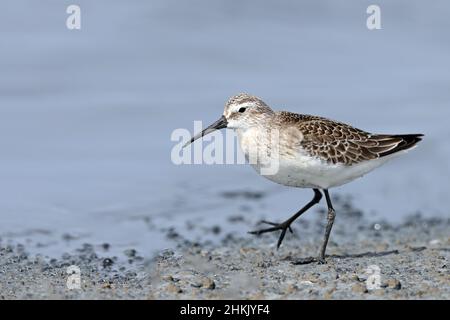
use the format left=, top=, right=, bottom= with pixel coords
left=0, top=1, right=449, bottom=256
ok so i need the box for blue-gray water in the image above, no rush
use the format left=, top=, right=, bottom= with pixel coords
left=0, top=1, right=449, bottom=256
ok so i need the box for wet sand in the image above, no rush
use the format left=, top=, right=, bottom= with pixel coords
left=1, top=198, right=448, bottom=300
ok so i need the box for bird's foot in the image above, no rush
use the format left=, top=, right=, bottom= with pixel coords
left=248, top=220, right=293, bottom=249
left=291, top=256, right=327, bottom=265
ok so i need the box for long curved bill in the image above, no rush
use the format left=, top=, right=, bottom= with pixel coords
left=183, top=115, right=228, bottom=148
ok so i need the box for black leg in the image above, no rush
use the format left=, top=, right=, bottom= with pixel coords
left=293, top=189, right=336, bottom=265
left=318, top=189, right=336, bottom=263
left=249, top=189, right=322, bottom=248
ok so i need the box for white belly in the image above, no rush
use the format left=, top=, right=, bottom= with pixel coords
left=237, top=128, right=400, bottom=189
left=252, top=153, right=393, bottom=189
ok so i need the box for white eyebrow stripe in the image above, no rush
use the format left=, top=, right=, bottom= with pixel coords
left=224, top=101, right=257, bottom=118
left=231, top=102, right=253, bottom=112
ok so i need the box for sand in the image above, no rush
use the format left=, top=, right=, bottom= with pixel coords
left=1, top=197, right=448, bottom=300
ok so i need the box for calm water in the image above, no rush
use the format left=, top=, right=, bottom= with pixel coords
left=0, top=1, right=449, bottom=256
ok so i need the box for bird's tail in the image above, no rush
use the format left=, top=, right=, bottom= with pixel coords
left=371, top=134, right=424, bottom=157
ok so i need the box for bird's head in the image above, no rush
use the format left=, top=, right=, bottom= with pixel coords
left=223, top=93, right=274, bottom=129
left=183, top=93, right=274, bottom=147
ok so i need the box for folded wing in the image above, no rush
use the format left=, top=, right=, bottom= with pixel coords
left=297, top=120, right=423, bottom=165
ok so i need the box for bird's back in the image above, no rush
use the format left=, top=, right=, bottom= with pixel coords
left=273, top=111, right=423, bottom=166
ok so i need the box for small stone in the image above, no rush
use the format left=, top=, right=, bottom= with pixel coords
left=202, top=277, right=216, bottom=290
left=166, top=283, right=182, bottom=294
left=256, top=260, right=272, bottom=268
left=323, top=292, right=333, bottom=299
left=386, top=278, right=401, bottom=290
left=239, top=247, right=256, bottom=255
left=211, top=226, right=221, bottom=234
left=429, top=239, right=441, bottom=246
left=102, top=258, right=114, bottom=268
left=124, top=249, right=137, bottom=258
left=373, top=289, right=385, bottom=296
left=227, top=215, right=245, bottom=223
left=62, top=233, right=77, bottom=241
left=200, top=250, right=210, bottom=257
left=323, top=286, right=337, bottom=299
left=303, top=274, right=320, bottom=283
left=351, top=274, right=363, bottom=282
left=62, top=253, right=71, bottom=260
left=375, top=243, right=389, bottom=251
left=159, top=249, right=175, bottom=260
left=166, top=228, right=179, bottom=239
left=162, top=275, right=174, bottom=282
left=284, top=284, right=298, bottom=294
left=352, top=283, right=368, bottom=294
left=80, top=243, right=93, bottom=252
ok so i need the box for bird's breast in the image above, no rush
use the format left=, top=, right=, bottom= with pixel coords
left=237, top=128, right=270, bottom=163
left=236, top=127, right=358, bottom=189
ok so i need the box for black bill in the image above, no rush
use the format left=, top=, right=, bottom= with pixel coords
left=183, top=115, right=228, bottom=148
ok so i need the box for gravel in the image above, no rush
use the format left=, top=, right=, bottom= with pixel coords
left=0, top=201, right=449, bottom=299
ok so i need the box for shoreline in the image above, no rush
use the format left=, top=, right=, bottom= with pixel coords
left=0, top=209, right=448, bottom=299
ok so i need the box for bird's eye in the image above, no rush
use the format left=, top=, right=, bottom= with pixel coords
left=238, top=107, right=247, bottom=113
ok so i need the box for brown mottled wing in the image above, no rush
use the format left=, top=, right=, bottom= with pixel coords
left=295, top=119, right=423, bottom=165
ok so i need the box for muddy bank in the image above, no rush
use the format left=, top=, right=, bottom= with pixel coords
left=0, top=201, right=448, bottom=299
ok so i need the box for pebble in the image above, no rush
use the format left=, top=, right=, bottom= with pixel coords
left=102, top=258, right=114, bottom=268
left=239, top=247, right=257, bottom=255
left=373, top=289, right=385, bottom=297
left=124, top=249, right=137, bottom=258
left=429, top=239, right=441, bottom=246
left=351, top=283, right=368, bottom=294
left=323, top=286, right=337, bottom=299
left=166, top=228, right=180, bottom=239
left=166, top=283, right=183, bottom=294
left=375, top=243, right=389, bottom=251
left=384, top=278, right=402, bottom=290
left=284, top=284, right=298, bottom=294
left=191, top=277, right=216, bottom=290
left=201, top=278, right=216, bottom=290
left=211, top=226, right=221, bottom=235
left=162, top=275, right=174, bottom=282
left=351, top=274, right=363, bottom=282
